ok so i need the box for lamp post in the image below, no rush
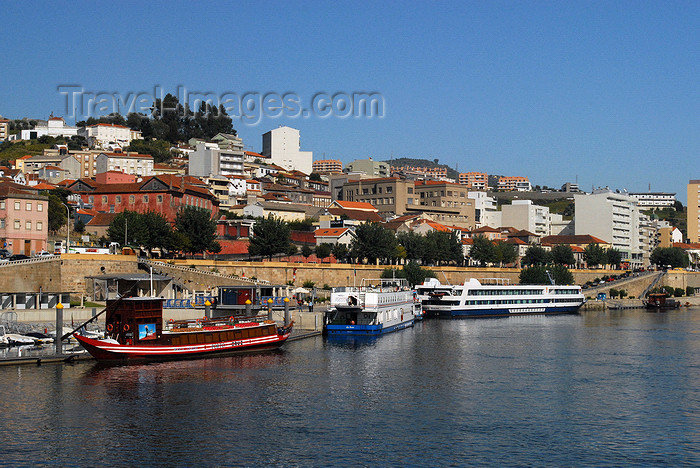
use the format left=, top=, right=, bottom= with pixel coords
left=61, top=203, right=70, bottom=253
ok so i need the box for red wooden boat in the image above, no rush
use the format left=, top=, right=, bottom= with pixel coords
left=74, top=297, right=293, bottom=363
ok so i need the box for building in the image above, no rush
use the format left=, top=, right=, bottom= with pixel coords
left=412, top=181, right=475, bottom=228
left=658, top=225, right=683, bottom=248
left=96, top=152, right=154, bottom=177
left=501, top=200, right=551, bottom=237
left=459, top=172, right=488, bottom=190
left=629, top=192, right=676, bottom=208
left=312, top=159, right=343, bottom=174
left=95, top=171, right=136, bottom=185
left=0, top=182, right=48, bottom=255
left=20, top=116, right=79, bottom=140
left=78, top=123, right=142, bottom=150
left=341, top=177, right=414, bottom=217
left=689, top=180, right=700, bottom=243
left=261, top=126, right=313, bottom=175
left=189, top=142, right=244, bottom=178
left=0, top=119, right=9, bottom=141
left=574, top=190, right=645, bottom=267
left=21, top=153, right=81, bottom=179
left=345, top=158, right=390, bottom=177
left=497, top=176, right=531, bottom=191
left=314, top=227, right=355, bottom=246
left=467, top=191, right=497, bottom=226
left=68, top=174, right=217, bottom=223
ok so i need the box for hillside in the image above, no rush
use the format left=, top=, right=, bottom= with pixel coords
left=384, top=157, right=459, bottom=179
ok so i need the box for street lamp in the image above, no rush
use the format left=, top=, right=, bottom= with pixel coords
left=61, top=203, right=69, bottom=253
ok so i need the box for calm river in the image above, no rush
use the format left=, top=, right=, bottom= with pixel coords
left=1, top=308, right=699, bottom=466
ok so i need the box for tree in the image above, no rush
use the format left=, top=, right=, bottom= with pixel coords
left=74, top=218, right=85, bottom=234
left=350, top=223, right=397, bottom=264
left=301, top=245, right=313, bottom=261
left=550, top=245, right=575, bottom=266
left=381, top=262, right=435, bottom=287
left=422, top=231, right=462, bottom=265
left=397, top=231, right=425, bottom=262
left=107, top=210, right=143, bottom=246
left=247, top=215, right=292, bottom=260
left=606, top=248, right=622, bottom=269
left=469, top=235, right=497, bottom=266
left=315, top=243, right=332, bottom=263
left=332, top=243, right=349, bottom=263
left=495, top=242, right=518, bottom=266
left=309, top=173, right=322, bottom=182
left=135, top=211, right=173, bottom=257
left=523, top=245, right=551, bottom=266
left=583, top=244, right=608, bottom=268
left=175, top=206, right=220, bottom=255
left=127, top=139, right=173, bottom=163
left=650, top=247, right=689, bottom=269
left=46, top=191, right=67, bottom=232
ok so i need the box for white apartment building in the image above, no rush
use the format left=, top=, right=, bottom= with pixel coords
left=261, top=126, right=313, bottom=175
left=96, top=152, right=154, bottom=177
left=79, top=123, right=142, bottom=150
left=0, top=119, right=9, bottom=141
left=574, top=189, right=645, bottom=267
left=501, top=199, right=551, bottom=236
left=467, top=191, right=497, bottom=227
left=20, top=117, right=79, bottom=140
left=189, top=142, right=244, bottom=178
left=628, top=192, right=676, bottom=208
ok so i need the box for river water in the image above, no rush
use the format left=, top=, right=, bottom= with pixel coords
left=1, top=308, right=699, bottom=467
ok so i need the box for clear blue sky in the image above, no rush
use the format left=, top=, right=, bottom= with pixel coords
left=2, top=1, right=698, bottom=202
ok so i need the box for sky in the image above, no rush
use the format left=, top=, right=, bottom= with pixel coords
left=1, top=1, right=698, bottom=202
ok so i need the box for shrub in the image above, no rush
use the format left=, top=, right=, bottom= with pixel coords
left=619, top=290, right=627, bottom=299
left=609, top=288, right=619, bottom=299
left=303, top=280, right=316, bottom=288
left=686, top=286, right=695, bottom=296
left=674, top=287, right=685, bottom=297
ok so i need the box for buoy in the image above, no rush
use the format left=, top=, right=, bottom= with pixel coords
left=123, top=324, right=130, bottom=332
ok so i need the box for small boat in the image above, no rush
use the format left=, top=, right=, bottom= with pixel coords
left=5, top=333, right=37, bottom=346
left=643, top=293, right=680, bottom=310
left=324, top=278, right=417, bottom=336
left=25, top=332, right=54, bottom=344
left=73, top=297, right=294, bottom=363
left=0, top=326, right=10, bottom=347
left=416, top=277, right=586, bottom=318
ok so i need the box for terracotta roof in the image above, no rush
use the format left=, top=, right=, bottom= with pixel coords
left=315, top=228, right=351, bottom=237
left=540, top=235, right=608, bottom=245
left=333, top=200, right=378, bottom=211
left=327, top=207, right=383, bottom=222
left=673, top=242, right=700, bottom=250
left=0, top=181, right=42, bottom=197
left=89, top=123, right=131, bottom=129
left=462, top=238, right=474, bottom=245
left=471, top=226, right=500, bottom=233
left=503, top=238, right=527, bottom=245
left=419, top=220, right=452, bottom=232
left=291, top=231, right=316, bottom=243
left=32, top=182, right=58, bottom=190
left=86, top=212, right=119, bottom=226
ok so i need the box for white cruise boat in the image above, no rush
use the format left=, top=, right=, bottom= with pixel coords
left=324, top=278, right=417, bottom=336
left=416, top=277, right=585, bottom=318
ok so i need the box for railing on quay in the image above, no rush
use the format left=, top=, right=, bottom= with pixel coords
left=142, top=260, right=270, bottom=285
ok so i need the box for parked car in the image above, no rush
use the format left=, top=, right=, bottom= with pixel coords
left=0, top=249, right=10, bottom=259
left=34, top=251, right=54, bottom=257
left=8, top=254, right=30, bottom=261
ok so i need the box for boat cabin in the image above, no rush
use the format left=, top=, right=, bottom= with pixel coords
left=645, top=293, right=679, bottom=309
left=105, top=297, right=164, bottom=345
left=215, top=285, right=288, bottom=314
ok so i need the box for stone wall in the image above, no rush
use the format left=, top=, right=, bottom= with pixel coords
left=58, top=254, right=140, bottom=293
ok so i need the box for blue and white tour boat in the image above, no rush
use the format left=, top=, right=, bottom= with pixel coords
left=416, top=277, right=585, bottom=318
left=324, top=278, right=418, bottom=335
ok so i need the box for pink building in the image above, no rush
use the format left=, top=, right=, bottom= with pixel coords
left=0, top=182, right=49, bottom=255
left=96, top=170, right=137, bottom=185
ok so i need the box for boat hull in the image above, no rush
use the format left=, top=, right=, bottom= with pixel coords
left=425, top=304, right=582, bottom=318
left=325, top=318, right=414, bottom=336
left=74, top=331, right=291, bottom=363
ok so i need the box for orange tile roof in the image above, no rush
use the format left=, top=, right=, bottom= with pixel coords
left=334, top=200, right=377, bottom=211
left=315, top=228, right=350, bottom=237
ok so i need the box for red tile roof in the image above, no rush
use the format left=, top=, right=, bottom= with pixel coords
left=333, top=200, right=378, bottom=211
left=315, top=228, right=351, bottom=237
left=327, top=208, right=383, bottom=223
left=540, top=235, right=608, bottom=245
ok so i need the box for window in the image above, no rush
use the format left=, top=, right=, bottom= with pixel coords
left=37, top=202, right=43, bottom=212
left=129, top=195, right=135, bottom=204
left=102, top=196, right=107, bottom=204
left=157, top=195, right=163, bottom=203
left=25, top=202, right=31, bottom=211
left=408, top=188, right=413, bottom=194
left=37, top=221, right=42, bottom=231
left=88, top=196, right=94, bottom=204
left=14, top=220, right=20, bottom=229
left=25, top=221, right=31, bottom=230
left=14, top=202, right=20, bottom=210
left=116, top=196, right=121, bottom=203
left=0, top=201, right=4, bottom=209
left=386, top=186, right=393, bottom=193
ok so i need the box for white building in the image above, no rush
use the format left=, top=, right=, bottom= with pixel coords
left=261, top=126, right=313, bottom=175
left=501, top=199, right=551, bottom=237
left=20, top=117, right=79, bottom=140
left=96, top=152, right=154, bottom=177
left=189, top=142, right=244, bottom=178
left=628, top=192, right=676, bottom=208
left=574, top=189, right=645, bottom=267
left=79, top=123, right=142, bottom=150
left=467, top=191, right=497, bottom=227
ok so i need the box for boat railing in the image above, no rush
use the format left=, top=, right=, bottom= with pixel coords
left=478, top=278, right=511, bottom=285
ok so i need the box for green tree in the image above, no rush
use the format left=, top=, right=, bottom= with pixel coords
left=396, top=231, right=425, bottom=261
left=74, top=218, right=85, bottom=234
left=315, top=243, right=332, bottom=263
left=127, top=139, right=173, bottom=163
left=469, top=235, right=497, bottom=266
left=332, top=243, right=349, bottom=263
left=46, top=192, right=67, bottom=232
left=523, top=245, right=551, bottom=266
left=495, top=242, right=518, bottom=266
left=650, top=247, right=689, bottom=269
left=609, top=288, right=619, bottom=299
left=550, top=245, right=575, bottom=266
left=301, top=245, right=313, bottom=261
left=107, top=210, right=143, bottom=246
left=583, top=244, right=608, bottom=268
left=309, top=173, right=322, bottom=182
left=175, top=206, right=220, bottom=255
left=422, top=231, right=462, bottom=265
left=350, top=223, right=397, bottom=264
left=606, top=248, right=623, bottom=269
left=381, top=262, right=435, bottom=287
left=247, top=215, right=292, bottom=260
left=135, top=211, right=173, bottom=257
